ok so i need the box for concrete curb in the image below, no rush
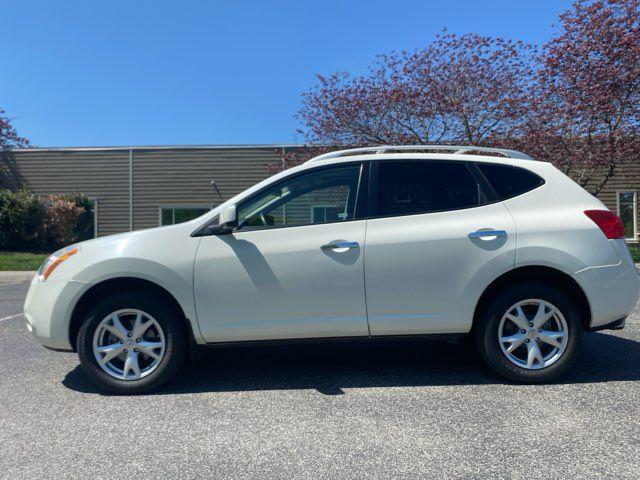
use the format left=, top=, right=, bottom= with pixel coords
left=0, top=271, right=36, bottom=283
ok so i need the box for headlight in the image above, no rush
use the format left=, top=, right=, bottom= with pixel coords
left=38, top=245, right=80, bottom=282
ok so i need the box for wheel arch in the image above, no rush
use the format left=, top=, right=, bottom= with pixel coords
left=473, top=266, right=592, bottom=331
left=69, top=277, right=196, bottom=352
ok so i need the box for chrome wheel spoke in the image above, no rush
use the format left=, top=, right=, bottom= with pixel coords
left=539, top=330, right=565, bottom=349
left=104, top=313, right=129, bottom=340
left=526, top=341, right=544, bottom=368
left=137, top=340, right=164, bottom=360
left=123, top=350, right=141, bottom=379
left=96, top=343, right=124, bottom=364
left=132, top=313, right=153, bottom=339
left=506, top=305, right=529, bottom=330
left=532, top=301, right=554, bottom=329
left=500, top=333, right=526, bottom=353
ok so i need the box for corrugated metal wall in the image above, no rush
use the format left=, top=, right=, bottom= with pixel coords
left=587, top=162, right=640, bottom=215
left=10, top=146, right=281, bottom=236
left=132, top=147, right=277, bottom=229
left=6, top=146, right=639, bottom=240
left=8, top=149, right=131, bottom=236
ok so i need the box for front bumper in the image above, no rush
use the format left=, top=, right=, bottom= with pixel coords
left=23, top=276, right=88, bottom=350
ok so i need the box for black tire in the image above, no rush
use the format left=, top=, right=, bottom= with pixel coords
left=77, top=290, right=187, bottom=394
left=474, top=281, right=583, bottom=383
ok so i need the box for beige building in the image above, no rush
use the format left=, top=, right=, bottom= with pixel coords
left=2, top=145, right=638, bottom=242
left=2, top=146, right=290, bottom=237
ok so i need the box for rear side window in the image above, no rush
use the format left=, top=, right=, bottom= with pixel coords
left=477, top=163, right=544, bottom=200
left=377, top=161, right=481, bottom=216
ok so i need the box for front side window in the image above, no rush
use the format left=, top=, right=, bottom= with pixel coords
left=617, top=191, right=636, bottom=240
left=237, top=165, right=361, bottom=229
left=161, top=206, right=210, bottom=226
left=377, top=161, right=481, bottom=216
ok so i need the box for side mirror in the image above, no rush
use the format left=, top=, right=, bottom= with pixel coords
left=210, top=205, right=237, bottom=235
left=219, top=204, right=237, bottom=226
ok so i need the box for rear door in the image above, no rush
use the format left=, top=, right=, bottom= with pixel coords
left=364, top=160, right=516, bottom=335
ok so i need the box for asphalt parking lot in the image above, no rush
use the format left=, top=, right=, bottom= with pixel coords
left=1, top=281, right=640, bottom=479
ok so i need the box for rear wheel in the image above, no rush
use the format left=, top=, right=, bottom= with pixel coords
left=77, top=291, right=187, bottom=393
left=474, top=282, right=582, bottom=382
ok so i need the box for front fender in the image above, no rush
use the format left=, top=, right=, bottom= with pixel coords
left=71, top=257, right=204, bottom=344
left=56, top=224, right=204, bottom=344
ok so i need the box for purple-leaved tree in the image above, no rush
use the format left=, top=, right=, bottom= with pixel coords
left=295, top=32, right=534, bottom=148
left=0, top=108, right=29, bottom=189
left=277, top=0, right=640, bottom=195
left=512, top=0, right=640, bottom=194
left=0, top=108, right=29, bottom=149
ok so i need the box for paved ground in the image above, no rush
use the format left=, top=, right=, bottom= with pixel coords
left=1, top=282, right=640, bottom=479
left=0, top=271, right=35, bottom=283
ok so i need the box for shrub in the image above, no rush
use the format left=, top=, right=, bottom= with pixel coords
left=0, top=189, right=93, bottom=251
left=44, top=196, right=85, bottom=247
left=67, top=193, right=94, bottom=242
left=0, top=189, right=48, bottom=251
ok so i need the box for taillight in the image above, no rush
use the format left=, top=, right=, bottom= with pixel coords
left=584, top=210, right=625, bottom=239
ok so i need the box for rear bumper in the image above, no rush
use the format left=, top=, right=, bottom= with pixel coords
left=23, top=276, right=88, bottom=350
left=573, top=241, right=639, bottom=330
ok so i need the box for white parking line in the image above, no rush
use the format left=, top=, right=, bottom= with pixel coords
left=0, top=313, right=24, bottom=322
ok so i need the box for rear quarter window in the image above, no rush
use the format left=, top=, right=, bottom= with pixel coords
left=476, top=163, right=544, bottom=200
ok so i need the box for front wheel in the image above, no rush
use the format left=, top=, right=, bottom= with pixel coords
left=474, top=282, right=583, bottom=383
left=77, top=291, right=187, bottom=393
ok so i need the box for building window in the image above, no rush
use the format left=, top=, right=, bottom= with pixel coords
left=617, top=192, right=637, bottom=240
left=160, top=206, right=210, bottom=226
left=311, top=205, right=345, bottom=223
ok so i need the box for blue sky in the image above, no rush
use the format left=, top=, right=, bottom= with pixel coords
left=2, top=0, right=572, bottom=147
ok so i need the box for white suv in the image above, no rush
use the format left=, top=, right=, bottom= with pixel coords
left=24, top=145, right=640, bottom=393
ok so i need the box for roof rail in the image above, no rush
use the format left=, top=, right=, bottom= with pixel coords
left=306, top=145, right=533, bottom=163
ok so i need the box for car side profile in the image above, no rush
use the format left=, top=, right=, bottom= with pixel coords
left=24, top=145, right=640, bottom=393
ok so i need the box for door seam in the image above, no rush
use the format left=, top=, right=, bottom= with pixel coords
left=191, top=236, right=207, bottom=343
left=363, top=219, right=371, bottom=336
left=501, top=201, right=518, bottom=269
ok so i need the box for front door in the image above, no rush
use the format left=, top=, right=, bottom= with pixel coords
left=194, top=163, right=369, bottom=342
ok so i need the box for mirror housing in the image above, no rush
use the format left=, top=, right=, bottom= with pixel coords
left=209, top=204, right=237, bottom=235
left=219, top=204, right=237, bottom=226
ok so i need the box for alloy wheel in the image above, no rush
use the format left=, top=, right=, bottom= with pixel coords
left=498, top=299, right=569, bottom=370
left=92, top=309, right=166, bottom=380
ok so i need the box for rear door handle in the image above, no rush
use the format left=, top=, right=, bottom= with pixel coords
left=468, top=229, right=507, bottom=239
left=321, top=240, right=360, bottom=252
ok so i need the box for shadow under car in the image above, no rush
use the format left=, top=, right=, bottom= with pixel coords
left=63, top=331, right=640, bottom=396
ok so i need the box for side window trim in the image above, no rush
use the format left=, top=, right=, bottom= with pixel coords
left=467, top=162, right=500, bottom=203
left=367, top=159, right=380, bottom=218
left=354, top=161, right=369, bottom=221
left=229, top=161, right=369, bottom=234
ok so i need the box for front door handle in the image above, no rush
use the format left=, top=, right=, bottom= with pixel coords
left=468, top=229, right=507, bottom=239
left=321, top=240, right=360, bottom=252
